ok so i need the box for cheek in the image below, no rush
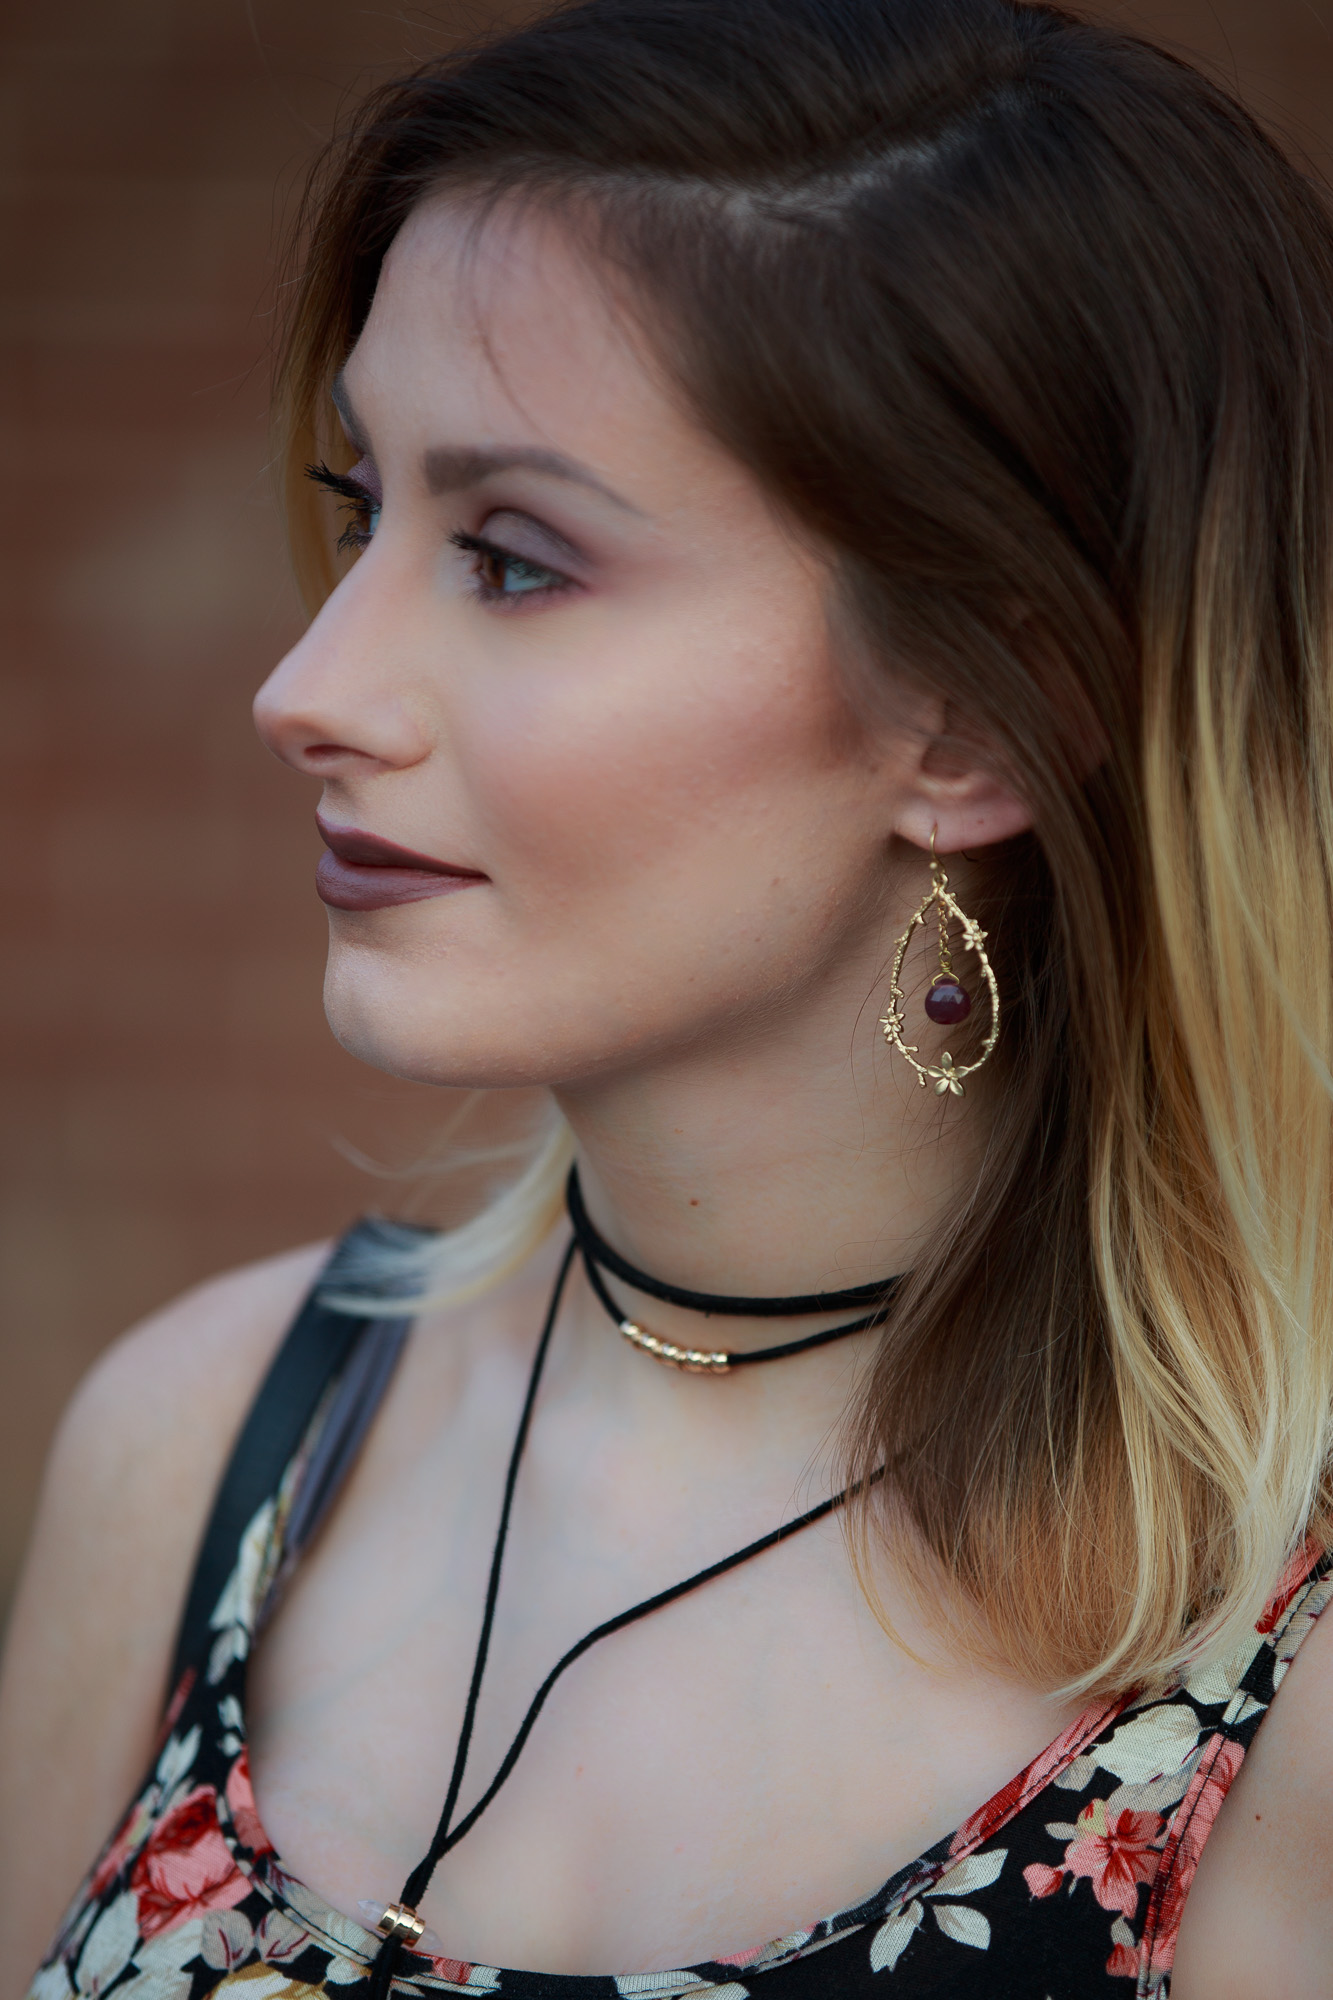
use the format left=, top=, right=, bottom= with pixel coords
left=457, top=609, right=855, bottom=906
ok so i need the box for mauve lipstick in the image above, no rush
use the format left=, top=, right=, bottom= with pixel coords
left=315, top=818, right=488, bottom=911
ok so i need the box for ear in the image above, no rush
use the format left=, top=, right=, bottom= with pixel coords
left=889, top=698, right=1034, bottom=854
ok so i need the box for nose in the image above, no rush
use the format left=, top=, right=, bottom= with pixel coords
left=253, top=558, right=433, bottom=778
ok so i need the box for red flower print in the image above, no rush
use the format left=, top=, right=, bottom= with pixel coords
left=130, top=1783, right=249, bottom=1938
left=425, top=1957, right=476, bottom=1984
left=88, top=1794, right=153, bottom=1901
left=1106, top=1941, right=1139, bottom=1979
left=1062, top=1800, right=1162, bottom=1917
left=1022, top=1863, right=1065, bottom=1899
left=1144, top=1735, right=1244, bottom=1977
left=950, top=1696, right=1131, bottom=1856
left=226, top=1749, right=274, bottom=1857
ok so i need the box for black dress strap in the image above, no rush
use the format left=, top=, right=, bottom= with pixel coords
left=165, top=1219, right=426, bottom=1697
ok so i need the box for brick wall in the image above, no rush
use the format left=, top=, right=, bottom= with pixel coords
left=2, top=0, right=1331, bottom=1623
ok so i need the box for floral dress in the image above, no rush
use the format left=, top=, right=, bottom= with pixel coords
left=28, top=1224, right=1333, bottom=2000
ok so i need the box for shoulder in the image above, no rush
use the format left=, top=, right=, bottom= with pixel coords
left=0, top=1239, right=332, bottom=1989
left=35, top=1240, right=333, bottom=1601
left=21, top=1235, right=336, bottom=1720
left=1171, top=1568, right=1333, bottom=2000
left=60, top=1237, right=332, bottom=1467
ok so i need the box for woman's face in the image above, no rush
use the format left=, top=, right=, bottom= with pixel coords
left=254, top=197, right=922, bottom=1091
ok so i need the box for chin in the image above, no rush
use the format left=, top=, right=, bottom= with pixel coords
left=323, top=950, right=476, bottom=1087
left=321, top=941, right=711, bottom=1095
left=324, top=988, right=525, bottom=1089
left=321, top=952, right=568, bottom=1091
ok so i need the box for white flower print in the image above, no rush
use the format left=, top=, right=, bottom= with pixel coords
left=74, top=1893, right=139, bottom=1995
left=206, top=1499, right=281, bottom=1683
left=27, top=1966, right=73, bottom=2000
left=218, top=1690, right=247, bottom=1756
left=615, top=1979, right=748, bottom=1999
left=202, top=1909, right=255, bottom=1970
left=210, top=1500, right=276, bottom=1637
left=208, top=1621, right=251, bottom=1686
left=929, top=1904, right=990, bottom=1950
left=155, top=1725, right=201, bottom=1796
left=322, top=1957, right=372, bottom=1987
left=928, top=1850, right=1005, bottom=1898
left=134, top=1918, right=205, bottom=1969
left=112, top=1972, right=194, bottom=2000
left=194, top=1975, right=290, bottom=2000
left=1183, top=1641, right=1260, bottom=1710
left=255, top=1908, right=317, bottom=1963
left=1091, top=1704, right=1202, bottom=1784
left=870, top=1898, right=923, bottom=1972
left=870, top=1848, right=1004, bottom=1972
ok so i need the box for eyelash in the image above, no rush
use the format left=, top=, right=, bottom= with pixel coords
left=304, top=460, right=573, bottom=605
left=306, top=461, right=379, bottom=554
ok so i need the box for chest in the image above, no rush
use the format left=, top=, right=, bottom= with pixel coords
left=242, top=1334, right=1077, bottom=1975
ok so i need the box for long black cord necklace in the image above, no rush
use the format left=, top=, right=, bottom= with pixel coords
left=368, top=1187, right=899, bottom=1992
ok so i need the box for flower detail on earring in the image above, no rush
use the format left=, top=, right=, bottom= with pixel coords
left=880, top=831, right=1000, bottom=1099
left=933, top=1050, right=965, bottom=1098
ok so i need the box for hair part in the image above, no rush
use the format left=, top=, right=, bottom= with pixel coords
left=281, top=0, right=1333, bottom=1696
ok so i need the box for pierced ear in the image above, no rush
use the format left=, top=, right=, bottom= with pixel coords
left=893, top=719, right=1035, bottom=855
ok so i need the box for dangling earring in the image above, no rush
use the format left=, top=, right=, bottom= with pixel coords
left=880, top=830, right=1000, bottom=1098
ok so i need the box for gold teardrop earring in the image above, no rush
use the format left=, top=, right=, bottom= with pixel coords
left=880, top=830, right=1000, bottom=1097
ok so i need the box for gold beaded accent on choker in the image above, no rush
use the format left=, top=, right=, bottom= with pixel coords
left=617, top=1318, right=731, bottom=1372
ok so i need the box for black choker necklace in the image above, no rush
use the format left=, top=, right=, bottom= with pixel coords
left=565, top=1165, right=900, bottom=1373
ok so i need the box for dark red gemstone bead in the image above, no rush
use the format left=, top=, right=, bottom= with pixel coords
left=924, top=975, right=972, bottom=1025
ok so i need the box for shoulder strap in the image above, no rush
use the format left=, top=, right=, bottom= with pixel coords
left=166, top=1221, right=425, bottom=1696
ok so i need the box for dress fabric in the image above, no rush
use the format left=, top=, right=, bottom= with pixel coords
left=29, top=1223, right=1333, bottom=2000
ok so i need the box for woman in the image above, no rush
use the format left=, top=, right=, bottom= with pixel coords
left=4, top=0, right=1333, bottom=1992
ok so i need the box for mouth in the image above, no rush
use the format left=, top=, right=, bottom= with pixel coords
left=315, top=817, right=489, bottom=911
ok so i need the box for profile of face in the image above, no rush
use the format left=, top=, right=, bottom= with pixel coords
left=254, top=197, right=1025, bottom=1095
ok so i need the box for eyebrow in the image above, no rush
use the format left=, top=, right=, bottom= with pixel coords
left=331, top=371, right=642, bottom=515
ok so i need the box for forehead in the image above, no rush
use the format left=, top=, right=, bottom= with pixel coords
left=345, top=194, right=679, bottom=457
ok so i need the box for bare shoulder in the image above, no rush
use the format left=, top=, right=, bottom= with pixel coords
left=0, top=1239, right=331, bottom=1994
left=54, top=1239, right=331, bottom=1500
left=19, top=1240, right=333, bottom=1650
left=1172, top=1586, right=1333, bottom=2000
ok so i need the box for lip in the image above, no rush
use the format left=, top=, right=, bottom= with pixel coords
left=315, top=818, right=488, bottom=911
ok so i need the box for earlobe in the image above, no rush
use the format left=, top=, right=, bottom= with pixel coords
left=895, top=785, right=1034, bottom=857
left=891, top=731, right=1035, bottom=858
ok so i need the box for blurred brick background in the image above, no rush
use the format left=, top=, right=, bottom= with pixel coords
left=0, top=0, right=538, bottom=1627
left=1, top=0, right=1331, bottom=1629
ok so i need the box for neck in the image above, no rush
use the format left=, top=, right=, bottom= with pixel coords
left=554, top=970, right=992, bottom=1355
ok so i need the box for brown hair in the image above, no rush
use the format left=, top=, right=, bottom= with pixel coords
left=279, top=0, right=1333, bottom=1693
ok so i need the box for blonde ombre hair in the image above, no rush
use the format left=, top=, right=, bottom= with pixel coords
left=275, top=0, right=1333, bottom=1696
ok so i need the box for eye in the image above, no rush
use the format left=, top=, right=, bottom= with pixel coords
left=450, top=530, right=570, bottom=604
left=305, top=459, right=381, bottom=552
